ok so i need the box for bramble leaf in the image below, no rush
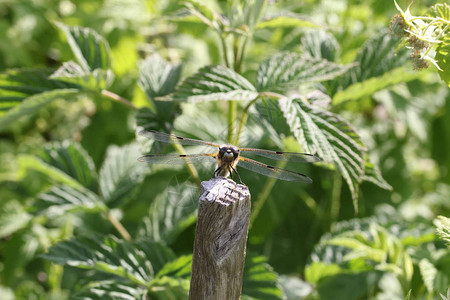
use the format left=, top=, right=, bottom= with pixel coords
left=55, top=22, right=112, bottom=72
left=278, top=97, right=365, bottom=209
left=256, top=52, right=351, bottom=93
left=99, top=143, right=147, bottom=207
left=168, top=65, right=258, bottom=102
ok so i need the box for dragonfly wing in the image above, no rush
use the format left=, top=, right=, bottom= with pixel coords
left=239, top=148, right=320, bottom=163
left=138, top=130, right=220, bottom=148
left=138, top=153, right=216, bottom=165
left=237, top=157, right=312, bottom=183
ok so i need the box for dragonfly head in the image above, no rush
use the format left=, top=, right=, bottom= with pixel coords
left=218, top=145, right=240, bottom=163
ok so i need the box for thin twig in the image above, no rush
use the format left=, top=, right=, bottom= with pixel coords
left=101, top=89, right=137, bottom=110
left=108, top=212, right=132, bottom=241
left=171, top=142, right=202, bottom=187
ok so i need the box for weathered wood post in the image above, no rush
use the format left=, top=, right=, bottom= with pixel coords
left=189, top=177, right=251, bottom=300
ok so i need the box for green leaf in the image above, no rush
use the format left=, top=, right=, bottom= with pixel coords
left=72, top=280, right=147, bottom=300
left=242, top=254, right=283, bottom=300
left=17, top=155, right=85, bottom=189
left=41, top=235, right=175, bottom=286
left=419, top=258, right=437, bottom=293
left=435, top=35, right=450, bottom=87
left=227, top=0, right=266, bottom=32
left=337, top=29, right=409, bottom=91
left=305, top=262, right=342, bottom=284
left=156, top=255, right=192, bottom=280
left=50, top=61, right=114, bottom=90
left=0, top=89, right=80, bottom=130
left=277, top=275, right=313, bottom=300
left=137, top=185, right=198, bottom=244
left=149, top=255, right=192, bottom=299
left=427, top=3, right=450, bottom=20
left=0, top=68, right=79, bottom=111
left=0, top=200, right=31, bottom=238
left=332, top=67, right=422, bottom=105
left=300, top=29, right=340, bottom=62
left=99, top=143, right=148, bottom=207
left=138, top=53, right=182, bottom=100
left=183, top=0, right=223, bottom=31
left=149, top=276, right=190, bottom=300
left=435, top=216, right=450, bottom=246
left=362, top=158, right=392, bottom=191
left=317, top=271, right=383, bottom=300
left=55, top=22, right=112, bottom=72
left=276, top=97, right=366, bottom=209
left=169, top=65, right=258, bottom=102
left=35, top=185, right=105, bottom=217
left=257, top=12, right=318, bottom=29
left=37, top=141, right=98, bottom=192
left=256, top=52, right=351, bottom=93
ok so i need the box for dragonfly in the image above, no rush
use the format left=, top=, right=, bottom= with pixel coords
left=138, top=130, right=321, bottom=184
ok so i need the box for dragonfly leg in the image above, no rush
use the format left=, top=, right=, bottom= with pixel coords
left=214, top=165, right=222, bottom=178
left=230, top=165, right=243, bottom=184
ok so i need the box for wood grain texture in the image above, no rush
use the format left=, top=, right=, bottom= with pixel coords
left=189, top=177, right=251, bottom=300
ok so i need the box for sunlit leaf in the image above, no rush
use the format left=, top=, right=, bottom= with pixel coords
left=156, top=255, right=192, bottom=279
left=72, top=280, right=147, bottom=300
left=435, top=35, right=450, bottom=87
left=168, top=65, right=258, bottom=102
left=242, top=254, right=283, bottom=299
left=50, top=61, right=114, bottom=90
left=332, top=67, right=422, bottom=105
left=257, top=12, right=318, bottom=29
left=0, top=201, right=31, bottom=238
left=137, top=185, right=198, bottom=244
left=99, top=143, right=148, bottom=207
left=149, top=255, right=191, bottom=299
left=256, top=52, right=351, bottom=93
left=336, top=29, right=409, bottom=92
left=183, top=0, right=223, bottom=31
left=305, top=262, right=342, bottom=284
left=148, top=276, right=190, bottom=300
left=427, top=3, right=450, bottom=20
left=435, top=216, right=450, bottom=245
left=37, top=141, right=98, bottom=192
left=41, top=235, right=175, bottom=286
left=55, top=22, right=112, bottom=72
left=419, top=259, right=437, bottom=293
left=277, top=275, right=313, bottom=300
left=0, top=89, right=79, bottom=130
left=275, top=97, right=366, bottom=209
left=35, top=185, right=105, bottom=217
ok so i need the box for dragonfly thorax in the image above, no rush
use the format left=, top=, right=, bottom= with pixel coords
left=218, top=145, right=240, bottom=163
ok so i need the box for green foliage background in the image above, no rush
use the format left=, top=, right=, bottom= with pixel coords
left=0, top=0, right=449, bottom=299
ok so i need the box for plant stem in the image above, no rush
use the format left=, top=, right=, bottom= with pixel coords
left=171, top=142, right=202, bottom=187
left=108, top=212, right=132, bottom=241
left=101, top=89, right=137, bottom=110
left=227, top=101, right=237, bottom=143
left=250, top=175, right=277, bottom=226
left=235, top=37, right=248, bottom=74
left=219, top=33, right=230, bottom=68
left=329, top=172, right=342, bottom=228
left=250, top=160, right=287, bottom=226
left=235, top=92, right=283, bottom=145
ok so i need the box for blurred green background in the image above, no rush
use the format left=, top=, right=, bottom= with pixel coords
left=0, top=0, right=449, bottom=299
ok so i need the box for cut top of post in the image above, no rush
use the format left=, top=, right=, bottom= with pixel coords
left=200, top=177, right=250, bottom=206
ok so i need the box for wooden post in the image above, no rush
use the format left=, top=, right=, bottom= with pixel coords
left=189, top=177, right=251, bottom=300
